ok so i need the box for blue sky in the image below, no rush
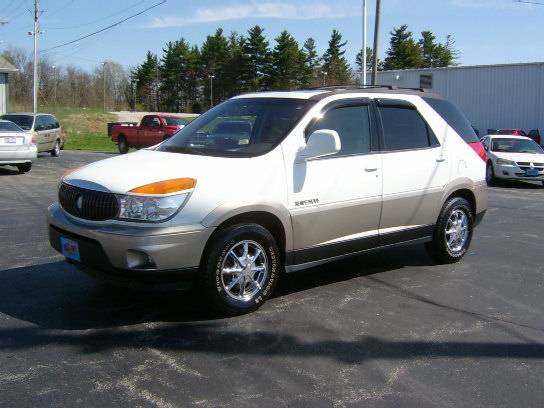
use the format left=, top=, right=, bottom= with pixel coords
left=1, top=0, right=543, bottom=71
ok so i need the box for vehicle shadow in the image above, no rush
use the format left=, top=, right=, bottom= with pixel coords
left=0, top=166, right=21, bottom=176
left=0, top=245, right=433, bottom=331
left=489, top=179, right=543, bottom=189
left=1, top=246, right=543, bottom=362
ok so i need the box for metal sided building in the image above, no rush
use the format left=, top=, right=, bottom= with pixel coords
left=373, top=62, right=544, bottom=135
left=0, top=56, right=17, bottom=114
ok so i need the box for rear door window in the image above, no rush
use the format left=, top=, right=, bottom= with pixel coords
left=377, top=101, right=438, bottom=151
left=423, top=97, right=479, bottom=143
left=35, top=116, right=47, bottom=131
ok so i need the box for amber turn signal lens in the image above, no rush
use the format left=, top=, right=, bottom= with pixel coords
left=129, top=178, right=196, bottom=195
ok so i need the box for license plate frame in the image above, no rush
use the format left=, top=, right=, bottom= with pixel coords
left=526, top=168, right=539, bottom=177
left=60, top=236, right=81, bottom=261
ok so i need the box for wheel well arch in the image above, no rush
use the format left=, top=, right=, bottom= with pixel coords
left=200, top=211, right=287, bottom=266
left=446, top=188, right=476, bottom=216
left=118, top=133, right=127, bottom=140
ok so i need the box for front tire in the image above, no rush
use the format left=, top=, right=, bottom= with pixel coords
left=51, top=140, right=60, bottom=157
left=118, top=136, right=129, bottom=154
left=486, top=161, right=496, bottom=185
left=201, top=224, right=280, bottom=315
left=425, top=197, right=474, bottom=264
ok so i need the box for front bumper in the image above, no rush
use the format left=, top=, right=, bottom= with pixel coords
left=495, top=164, right=544, bottom=181
left=47, top=203, right=214, bottom=287
left=0, top=146, right=37, bottom=165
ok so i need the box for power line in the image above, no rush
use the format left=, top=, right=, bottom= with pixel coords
left=515, top=0, right=544, bottom=5
left=41, top=0, right=165, bottom=52
left=45, top=0, right=146, bottom=30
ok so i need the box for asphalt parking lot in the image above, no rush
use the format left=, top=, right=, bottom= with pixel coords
left=1, top=151, right=544, bottom=407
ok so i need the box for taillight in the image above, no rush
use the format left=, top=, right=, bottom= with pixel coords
left=31, top=135, right=37, bottom=144
left=468, top=141, right=486, bottom=161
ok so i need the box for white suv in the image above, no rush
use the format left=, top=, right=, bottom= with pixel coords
left=48, top=87, right=487, bottom=314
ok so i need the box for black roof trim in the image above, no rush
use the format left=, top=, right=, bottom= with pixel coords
left=307, top=85, right=444, bottom=101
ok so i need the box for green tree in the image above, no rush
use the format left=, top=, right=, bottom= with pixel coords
left=270, top=31, right=306, bottom=90
left=224, top=32, right=249, bottom=97
left=160, top=39, right=192, bottom=111
left=419, top=31, right=437, bottom=68
left=301, top=38, right=320, bottom=87
left=200, top=28, right=230, bottom=106
left=383, top=25, right=423, bottom=70
left=433, top=34, right=458, bottom=67
left=244, top=25, right=272, bottom=91
left=321, top=29, right=352, bottom=86
left=134, top=51, right=160, bottom=111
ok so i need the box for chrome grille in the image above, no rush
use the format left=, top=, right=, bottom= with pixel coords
left=59, top=183, right=118, bottom=221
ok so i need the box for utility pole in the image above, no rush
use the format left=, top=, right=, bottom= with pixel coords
left=362, top=0, right=367, bottom=86
left=31, top=0, right=40, bottom=114
left=102, top=62, right=107, bottom=113
left=371, top=0, right=381, bottom=85
left=52, top=65, right=57, bottom=105
left=208, top=74, right=215, bottom=107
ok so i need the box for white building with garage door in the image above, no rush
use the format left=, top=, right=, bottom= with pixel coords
left=373, top=62, right=544, bottom=135
left=0, top=56, right=17, bottom=114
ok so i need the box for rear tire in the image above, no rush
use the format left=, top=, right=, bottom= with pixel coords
left=51, top=140, right=60, bottom=157
left=425, top=197, right=474, bottom=264
left=200, top=224, right=280, bottom=315
left=486, top=161, right=495, bottom=185
left=17, top=162, right=32, bottom=173
left=118, top=136, right=129, bottom=154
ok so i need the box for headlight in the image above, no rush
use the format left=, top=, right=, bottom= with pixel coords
left=117, top=178, right=196, bottom=222
left=117, top=193, right=188, bottom=221
left=496, top=158, right=516, bottom=166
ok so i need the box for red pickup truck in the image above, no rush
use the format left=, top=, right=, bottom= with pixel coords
left=111, top=114, right=189, bottom=154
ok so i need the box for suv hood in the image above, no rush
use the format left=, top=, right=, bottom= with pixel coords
left=493, top=151, right=544, bottom=163
left=64, top=149, right=248, bottom=193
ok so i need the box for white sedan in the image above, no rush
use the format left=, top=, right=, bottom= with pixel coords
left=0, top=119, right=37, bottom=173
left=481, top=135, right=544, bottom=185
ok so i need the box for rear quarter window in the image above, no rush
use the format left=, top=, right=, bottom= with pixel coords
left=423, top=97, right=479, bottom=143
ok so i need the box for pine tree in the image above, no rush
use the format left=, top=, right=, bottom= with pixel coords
left=200, top=28, right=229, bottom=106
left=244, top=25, right=272, bottom=91
left=271, top=31, right=306, bottom=90
left=134, top=51, right=160, bottom=111
left=224, top=32, right=249, bottom=97
left=321, top=30, right=352, bottom=86
left=383, top=25, right=423, bottom=70
left=160, top=39, right=191, bottom=111
left=301, top=38, right=320, bottom=87
left=419, top=31, right=437, bottom=68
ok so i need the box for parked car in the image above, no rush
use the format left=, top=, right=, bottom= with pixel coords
left=481, top=135, right=544, bottom=185
left=111, top=114, right=189, bottom=154
left=48, top=88, right=487, bottom=315
left=0, top=113, right=64, bottom=156
left=0, top=119, right=37, bottom=173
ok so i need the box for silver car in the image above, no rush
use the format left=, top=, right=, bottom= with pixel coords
left=0, top=120, right=37, bottom=173
left=0, top=113, right=64, bottom=156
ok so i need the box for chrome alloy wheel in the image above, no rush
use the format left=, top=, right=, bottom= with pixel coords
left=221, top=240, right=268, bottom=302
left=445, top=209, right=469, bottom=253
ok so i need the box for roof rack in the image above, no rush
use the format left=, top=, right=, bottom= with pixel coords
left=307, top=84, right=427, bottom=93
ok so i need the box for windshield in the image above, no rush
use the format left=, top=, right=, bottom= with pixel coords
left=157, top=98, right=315, bottom=157
left=0, top=114, right=34, bottom=130
left=0, top=121, right=24, bottom=132
left=164, top=117, right=188, bottom=126
left=491, top=138, right=544, bottom=154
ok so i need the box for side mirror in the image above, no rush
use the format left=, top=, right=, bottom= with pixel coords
left=298, top=129, right=341, bottom=161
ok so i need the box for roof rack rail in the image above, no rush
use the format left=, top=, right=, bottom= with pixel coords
left=307, top=84, right=427, bottom=92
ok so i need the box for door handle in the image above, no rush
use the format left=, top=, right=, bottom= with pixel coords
left=436, top=157, right=446, bottom=162
left=364, top=167, right=379, bottom=172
